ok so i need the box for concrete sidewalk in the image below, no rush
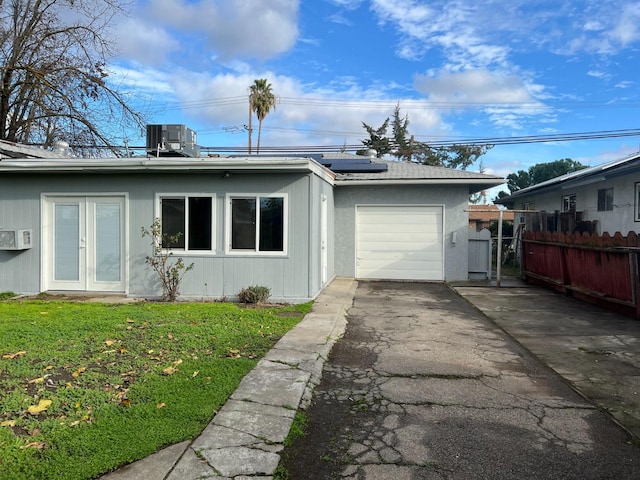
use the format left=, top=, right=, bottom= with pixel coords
left=100, top=277, right=357, bottom=480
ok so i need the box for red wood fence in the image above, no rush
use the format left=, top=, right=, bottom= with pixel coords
left=522, top=231, right=640, bottom=319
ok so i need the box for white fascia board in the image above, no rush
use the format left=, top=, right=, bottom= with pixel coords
left=0, top=156, right=336, bottom=184
left=335, top=178, right=505, bottom=187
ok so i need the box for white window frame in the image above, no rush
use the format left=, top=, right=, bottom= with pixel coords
left=635, top=182, right=640, bottom=222
left=155, top=193, right=216, bottom=254
left=225, top=193, right=288, bottom=256
left=561, top=194, right=576, bottom=212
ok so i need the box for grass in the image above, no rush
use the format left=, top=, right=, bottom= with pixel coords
left=274, top=410, right=308, bottom=480
left=0, top=298, right=311, bottom=480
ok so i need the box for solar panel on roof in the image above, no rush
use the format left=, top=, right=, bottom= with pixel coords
left=318, top=156, right=388, bottom=173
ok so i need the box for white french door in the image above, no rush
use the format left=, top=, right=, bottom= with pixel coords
left=43, top=196, right=126, bottom=292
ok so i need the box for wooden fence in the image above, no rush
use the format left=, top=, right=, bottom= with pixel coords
left=522, top=230, right=640, bottom=319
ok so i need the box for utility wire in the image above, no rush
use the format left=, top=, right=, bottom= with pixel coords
left=99, top=126, right=640, bottom=155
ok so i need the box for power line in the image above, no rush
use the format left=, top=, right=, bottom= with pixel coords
left=98, top=126, right=640, bottom=155
left=153, top=95, right=640, bottom=113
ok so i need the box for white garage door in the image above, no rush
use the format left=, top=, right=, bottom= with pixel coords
left=356, top=205, right=444, bottom=280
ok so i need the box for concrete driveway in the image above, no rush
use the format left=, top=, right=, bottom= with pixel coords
left=281, top=281, right=640, bottom=479
left=455, top=283, right=640, bottom=440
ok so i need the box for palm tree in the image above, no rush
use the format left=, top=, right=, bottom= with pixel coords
left=249, top=79, right=276, bottom=154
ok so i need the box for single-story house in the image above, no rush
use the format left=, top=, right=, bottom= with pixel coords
left=0, top=147, right=504, bottom=302
left=496, top=152, right=640, bottom=235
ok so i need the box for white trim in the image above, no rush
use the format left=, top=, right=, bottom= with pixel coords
left=0, top=157, right=336, bottom=185
left=40, top=193, right=129, bottom=293
left=224, top=193, right=289, bottom=256
left=154, top=193, right=216, bottom=255
left=335, top=179, right=504, bottom=186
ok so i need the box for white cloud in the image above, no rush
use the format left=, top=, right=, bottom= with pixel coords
left=414, top=69, right=535, bottom=104
left=129, top=0, right=300, bottom=63
left=608, top=3, right=640, bottom=46
left=413, top=69, right=552, bottom=130
left=615, top=80, right=634, bottom=88
left=587, top=70, right=610, bottom=79
left=327, top=0, right=365, bottom=9
left=114, top=19, right=180, bottom=66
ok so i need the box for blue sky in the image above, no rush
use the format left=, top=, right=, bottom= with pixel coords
left=110, top=0, right=640, bottom=190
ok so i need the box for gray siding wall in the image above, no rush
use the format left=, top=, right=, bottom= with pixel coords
left=513, top=175, right=640, bottom=235
left=0, top=171, right=332, bottom=302
left=334, top=184, right=470, bottom=281
left=0, top=181, right=42, bottom=294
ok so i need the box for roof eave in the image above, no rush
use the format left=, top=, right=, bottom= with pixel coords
left=0, top=157, right=336, bottom=184
left=335, top=178, right=505, bottom=188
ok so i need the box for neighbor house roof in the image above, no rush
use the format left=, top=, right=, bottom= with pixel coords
left=468, top=204, right=515, bottom=223
left=496, top=152, right=640, bottom=204
left=0, top=139, right=68, bottom=159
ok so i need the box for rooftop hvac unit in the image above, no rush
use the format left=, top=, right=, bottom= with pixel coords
left=146, top=124, right=200, bottom=157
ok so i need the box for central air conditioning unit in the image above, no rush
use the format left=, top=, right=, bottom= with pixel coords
left=0, top=229, right=32, bottom=250
left=146, top=124, right=200, bottom=157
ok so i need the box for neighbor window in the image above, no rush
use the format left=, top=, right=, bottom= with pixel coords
left=636, top=183, right=640, bottom=222
left=159, top=195, right=213, bottom=251
left=228, top=195, right=286, bottom=254
left=523, top=202, right=535, bottom=211
left=561, top=194, right=576, bottom=212
left=597, top=188, right=613, bottom=212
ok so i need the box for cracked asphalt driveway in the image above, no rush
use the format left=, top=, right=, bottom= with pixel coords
left=280, top=281, right=640, bottom=480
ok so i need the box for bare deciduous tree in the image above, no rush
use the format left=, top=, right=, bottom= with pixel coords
left=0, top=0, right=145, bottom=156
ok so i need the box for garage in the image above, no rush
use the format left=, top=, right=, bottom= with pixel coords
left=356, top=205, right=444, bottom=280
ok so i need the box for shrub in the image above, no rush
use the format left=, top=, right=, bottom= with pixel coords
left=238, top=285, right=271, bottom=304
left=0, top=291, right=16, bottom=300
left=141, top=219, right=194, bottom=302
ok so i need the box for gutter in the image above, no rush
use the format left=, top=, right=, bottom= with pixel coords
left=334, top=178, right=505, bottom=186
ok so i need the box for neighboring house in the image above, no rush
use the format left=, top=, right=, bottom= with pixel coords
left=468, top=204, right=514, bottom=231
left=496, top=152, right=640, bottom=235
left=0, top=149, right=503, bottom=302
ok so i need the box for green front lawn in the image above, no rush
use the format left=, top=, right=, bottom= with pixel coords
left=0, top=298, right=311, bottom=480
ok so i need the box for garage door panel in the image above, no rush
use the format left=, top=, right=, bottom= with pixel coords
left=360, top=223, right=440, bottom=236
left=358, top=250, right=442, bottom=262
left=358, top=233, right=441, bottom=244
left=359, top=239, right=441, bottom=251
left=356, top=205, right=444, bottom=281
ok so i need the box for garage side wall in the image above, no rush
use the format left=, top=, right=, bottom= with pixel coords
left=334, top=184, right=470, bottom=281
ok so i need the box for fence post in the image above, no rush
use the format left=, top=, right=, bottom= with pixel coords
left=497, top=209, right=503, bottom=287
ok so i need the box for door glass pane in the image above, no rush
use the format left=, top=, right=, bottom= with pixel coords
left=161, top=198, right=185, bottom=248
left=188, top=197, right=212, bottom=250
left=55, top=204, right=79, bottom=281
left=95, top=204, right=121, bottom=282
left=231, top=198, right=256, bottom=250
left=259, top=197, right=284, bottom=251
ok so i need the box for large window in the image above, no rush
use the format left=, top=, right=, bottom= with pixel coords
left=561, top=194, right=576, bottom=212
left=228, top=195, right=286, bottom=254
left=159, top=195, right=213, bottom=251
left=597, top=188, right=613, bottom=212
